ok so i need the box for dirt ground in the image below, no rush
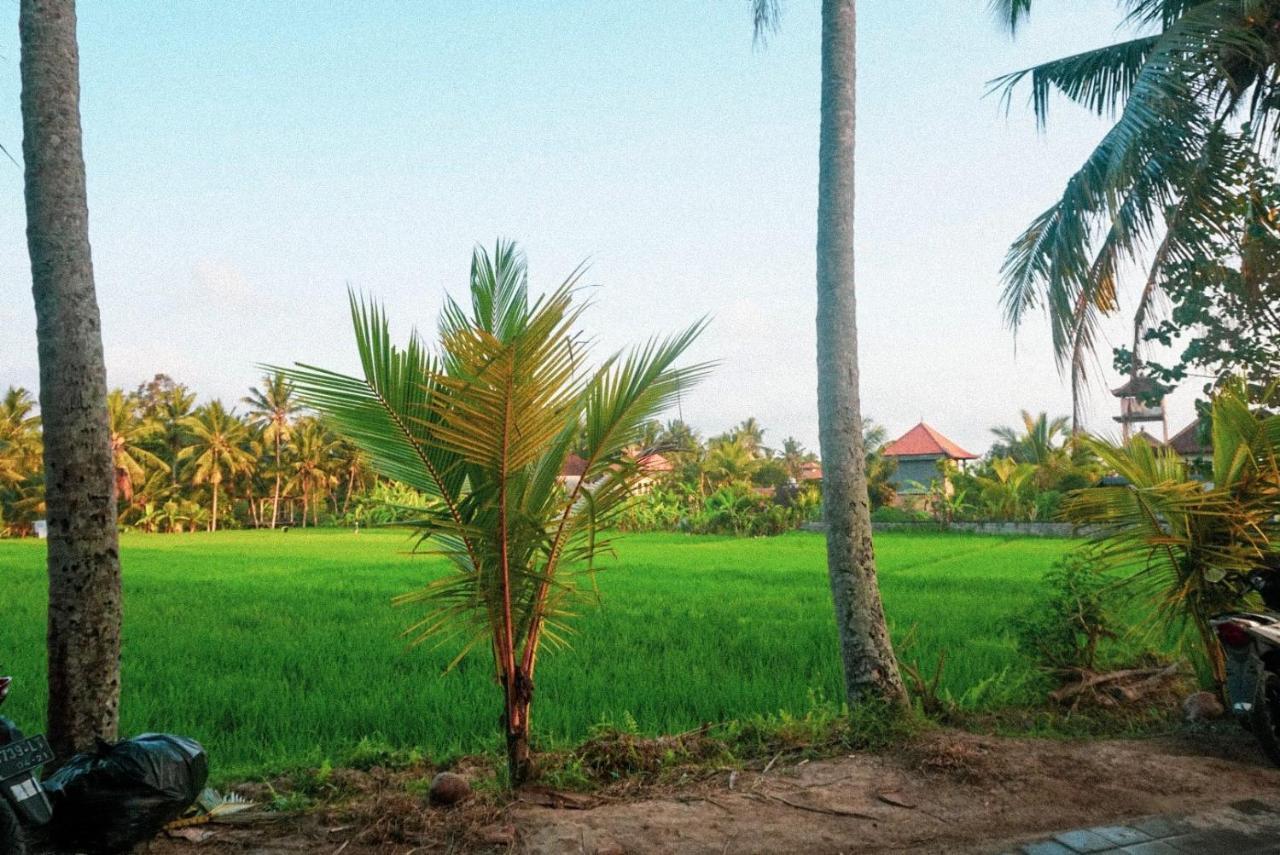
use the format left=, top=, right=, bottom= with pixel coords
left=138, top=728, right=1280, bottom=855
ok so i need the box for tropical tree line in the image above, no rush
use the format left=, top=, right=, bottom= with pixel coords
left=615, top=416, right=895, bottom=535
left=619, top=409, right=1110, bottom=531
left=0, top=373, right=390, bottom=537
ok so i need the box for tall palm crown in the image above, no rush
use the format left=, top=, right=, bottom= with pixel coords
left=243, top=373, right=300, bottom=450
left=281, top=240, right=709, bottom=783
left=991, top=0, right=1280, bottom=416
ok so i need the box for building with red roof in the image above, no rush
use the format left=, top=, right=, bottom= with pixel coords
left=881, top=422, right=976, bottom=507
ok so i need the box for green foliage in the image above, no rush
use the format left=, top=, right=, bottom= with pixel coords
left=1015, top=552, right=1118, bottom=673
left=870, top=506, right=932, bottom=524
left=945, top=422, right=1101, bottom=523
left=1113, top=179, right=1280, bottom=403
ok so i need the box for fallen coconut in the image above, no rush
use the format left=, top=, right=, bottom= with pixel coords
left=428, top=771, right=471, bottom=806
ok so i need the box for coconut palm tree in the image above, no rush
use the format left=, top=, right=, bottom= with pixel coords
left=752, top=0, right=907, bottom=705
left=286, top=419, right=339, bottom=527
left=179, top=401, right=255, bottom=532
left=705, top=435, right=759, bottom=486
left=20, top=0, right=123, bottom=759
left=0, top=387, right=41, bottom=488
left=990, top=1, right=1280, bottom=425
left=244, top=372, right=302, bottom=529
left=734, top=417, right=767, bottom=457
left=780, top=436, right=816, bottom=482
left=991, top=411, right=1071, bottom=466
left=106, top=390, right=169, bottom=503
left=281, top=241, right=708, bottom=784
left=154, top=383, right=196, bottom=487
left=334, top=438, right=373, bottom=517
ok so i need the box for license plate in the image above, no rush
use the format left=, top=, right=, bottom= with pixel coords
left=0, top=735, right=53, bottom=781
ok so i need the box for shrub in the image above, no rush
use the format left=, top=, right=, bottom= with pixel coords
left=1015, top=552, right=1117, bottom=673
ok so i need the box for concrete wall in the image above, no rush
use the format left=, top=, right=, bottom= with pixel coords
left=802, top=521, right=1081, bottom=538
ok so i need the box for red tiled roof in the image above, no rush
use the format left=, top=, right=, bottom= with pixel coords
left=561, top=453, right=588, bottom=478
left=635, top=452, right=673, bottom=473
left=882, top=422, right=976, bottom=460
left=798, top=461, right=823, bottom=481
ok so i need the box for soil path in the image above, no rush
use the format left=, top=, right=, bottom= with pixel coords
left=145, top=729, right=1280, bottom=854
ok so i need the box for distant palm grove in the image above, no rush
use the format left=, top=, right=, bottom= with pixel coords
left=1, top=371, right=1110, bottom=538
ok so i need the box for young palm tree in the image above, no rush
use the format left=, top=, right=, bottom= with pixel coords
left=244, top=372, right=301, bottom=529
left=991, top=1, right=1280, bottom=424
left=1063, top=384, right=1280, bottom=687
left=179, top=401, right=255, bottom=532
left=753, top=0, right=907, bottom=705
left=106, top=389, right=169, bottom=503
left=282, top=241, right=708, bottom=784
left=20, top=0, right=123, bottom=759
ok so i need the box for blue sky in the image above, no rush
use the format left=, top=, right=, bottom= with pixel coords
left=0, top=1, right=1197, bottom=454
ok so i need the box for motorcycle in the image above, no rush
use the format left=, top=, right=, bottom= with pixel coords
left=1211, top=569, right=1280, bottom=766
left=0, top=675, right=54, bottom=855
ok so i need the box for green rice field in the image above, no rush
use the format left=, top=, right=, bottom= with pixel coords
left=0, top=529, right=1074, bottom=781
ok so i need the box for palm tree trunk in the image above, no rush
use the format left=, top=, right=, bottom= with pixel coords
left=271, top=433, right=282, bottom=528
left=20, top=0, right=123, bottom=762
left=506, top=680, right=534, bottom=785
left=210, top=481, right=218, bottom=532
left=815, top=0, right=906, bottom=708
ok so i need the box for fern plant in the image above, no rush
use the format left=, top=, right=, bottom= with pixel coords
left=279, top=241, right=709, bottom=783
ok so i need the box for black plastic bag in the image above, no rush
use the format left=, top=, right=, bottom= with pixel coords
left=44, top=733, right=207, bottom=853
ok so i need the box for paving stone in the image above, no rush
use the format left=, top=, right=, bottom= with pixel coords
left=1130, top=816, right=1191, bottom=840
left=1089, top=826, right=1152, bottom=847
left=1052, top=829, right=1116, bottom=853
left=1022, top=842, right=1079, bottom=855
left=1115, top=842, right=1183, bottom=855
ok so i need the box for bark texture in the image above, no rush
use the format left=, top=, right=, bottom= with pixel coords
left=815, top=0, right=907, bottom=707
left=20, top=0, right=123, bottom=759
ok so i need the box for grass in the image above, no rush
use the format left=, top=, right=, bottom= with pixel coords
left=0, top=529, right=1077, bottom=782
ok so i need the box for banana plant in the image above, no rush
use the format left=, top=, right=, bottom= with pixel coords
left=279, top=241, right=709, bottom=783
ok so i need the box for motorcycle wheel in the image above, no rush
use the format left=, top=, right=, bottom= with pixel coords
left=1250, top=668, right=1280, bottom=767
left=0, top=797, right=26, bottom=855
